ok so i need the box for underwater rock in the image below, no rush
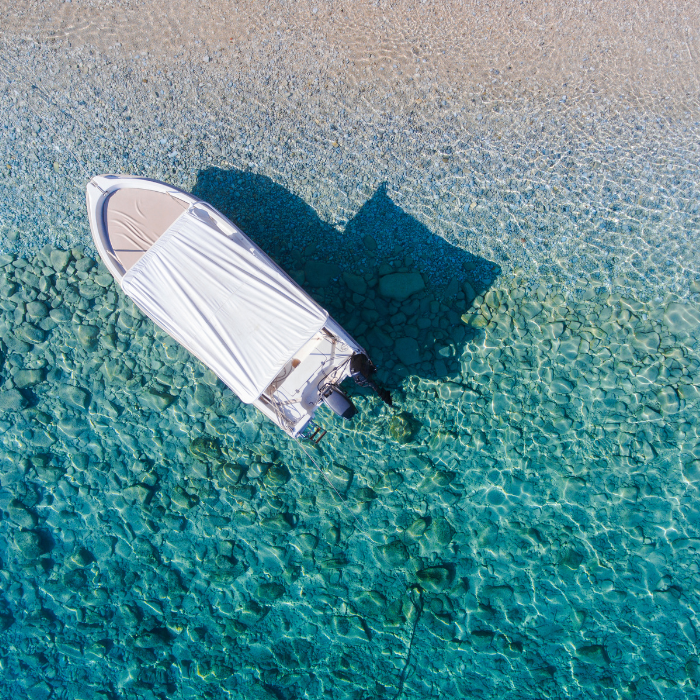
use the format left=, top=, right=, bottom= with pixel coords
left=194, top=384, right=215, bottom=407
left=366, top=326, right=393, bottom=349
left=59, top=385, right=91, bottom=410
left=8, top=499, right=38, bottom=528
left=140, top=388, right=175, bottom=411
left=326, top=464, right=353, bottom=492
left=417, top=471, right=456, bottom=493
left=58, top=416, right=89, bottom=438
left=26, top=301, right=49, bottom=319
left=68, top=547, right=95, bottom=567
left=171, top=486, right=198, bottom=510
left=257, top=582, right=285, bottom=601
left=362, top=234, right=377, bottom=251
left=388, top=414, right=413, bottom=443
left=630, top=332, right=660, bottom=353
left=427, top=517, right=455, bottom=547
left=238, top=600, right=269, bottom=625
left=416, top=565, right=454, bottom=591
left=15, top=530, right=42, bottom=559
left=16, top=323, right=46, bottom=344
left=663, top=303, right=700, bottom=334
left=49, top=307, right=72, bottom=323
left=103, top=359, right=133, bottom=383
left=378, top=540, right=409, bottom=566
left=123, top=484, right=152, bottom=505
left=76, top=324, right=100, bottom=349
left=0, top=389, right=28, bottom=412
left=221, top=462, right=245, bottom=485
left=332, top=615, right=370, bottom=641
left=13, top=369, right=44, bottom=388
left=682, top=461, right=700, bottom=482
left=406, top=518, right=430, bottom=539
left=437, top=382, right=464, bottom=401
left=342, top=272, right=367, bottom=295
left=378, top=272, right=425, bottom=301
left=354, top=486, right=377, bottom=502
left=394, top=337, right=420, bottom=365
left=462, top=281, right=476, bottom=303
left=260, top=514, right=294, bottom=533
left=657, top=386, right=680, bottom=414
left=50, top=249, right=71, bottom=272
left=264, top=464, right=292, bottom=488
left=190, top=436, right=221, bottom=461
left=246, top=461, right=269, bottom=479
left=375, top=471, right=403, bottom=492
left=304, top=260, right=340, bottom=287
left=352, top=590, right=386, bottom=618
left=550, top=378, right=574, bottom=394
left=576, top=644, right=609, bottom=666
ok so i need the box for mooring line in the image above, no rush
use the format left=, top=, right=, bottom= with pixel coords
left=394, top=585, right=425, bottom=700
left=296, top=438, right=384, bottom=545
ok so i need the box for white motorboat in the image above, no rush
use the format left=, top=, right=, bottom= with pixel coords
left=86, top=174, right=390, bottom=440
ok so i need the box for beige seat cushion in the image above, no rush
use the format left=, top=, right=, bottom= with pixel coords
left=105, top=188, right=188, bottom=270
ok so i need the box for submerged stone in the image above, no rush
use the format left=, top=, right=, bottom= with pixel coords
left=576, top=644, right=609, bottom=666
left=631, top=332, right=660, bottom=353
left=76, top=324, right=100, bottom=349
left=50, top=249, right=71, bottom=271
left=49, top=307, right=72, bottom=322
left=140, top=389, right=175, bottom=411
left=343, top=272, right=367, bottom=295
left=416, top=565, right=454, bottom=591
left=462, top=281, right=476, bottom=302
left=194, top=384, right=215, bottom=407
left=657, top=386, right=680, bottom=414
left=264, top=464, right=292, bottom=487
left=304, top=260, right=340, bottom=287
left=26, top=301, right=49, bottom=319
left=13, top=369, right=44, bottom=388
left=260, top=514, right=293, bottom=532
left=15, top=530, right=42, bottom=559
left=682, top=461, right=700, bottom=482
left=257, top=582, right=285, bottom=601
left=664, top=303, right=700, bottom=334
left=16, top=323, right=46, bottom=344
left=0, top=389, right=28, bottom=412
left=332, top=615, right=370, bottom=641
left=389, top=414, right=413, bottom=443
left=378, top=540, right=409, bottom=566
left=379, top=272, right=425, bottom=301
left=8, top=499, right=37, bottom=528
left=59, top=385, right=91, bottom=410
left=190, top=436, right=221, bottom=461
left=394, top=337, right=420, bottom=365
left=406, top=517, right=429, bottom=538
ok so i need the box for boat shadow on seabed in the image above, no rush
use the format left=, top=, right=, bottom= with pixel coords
left=192, top=167, right=500, bottom=436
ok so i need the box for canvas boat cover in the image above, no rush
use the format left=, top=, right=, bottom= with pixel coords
left=121, top=205, right=328, bottom=403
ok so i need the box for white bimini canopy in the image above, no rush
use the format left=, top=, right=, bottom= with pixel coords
left=121, top=204, right=328, bottom=403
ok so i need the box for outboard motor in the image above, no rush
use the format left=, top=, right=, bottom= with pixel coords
left=350, top=353, right=393, bottom=406
left=321, top=386, right=357, bottom=419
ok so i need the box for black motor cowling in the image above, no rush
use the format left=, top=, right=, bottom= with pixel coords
left=350, top=353, right=392, bottom=406
left=321, top=386, right=357, bottom=419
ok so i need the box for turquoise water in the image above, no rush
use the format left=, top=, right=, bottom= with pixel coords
left=1, top=37, right=700, bottom=700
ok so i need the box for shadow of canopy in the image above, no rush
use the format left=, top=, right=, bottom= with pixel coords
left=191, top=167, right=500, bottom=390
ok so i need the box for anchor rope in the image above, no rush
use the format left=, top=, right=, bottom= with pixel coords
left=296, top=438, right=384, bottom=546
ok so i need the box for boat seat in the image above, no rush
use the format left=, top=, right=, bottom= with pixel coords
left=105, top=188, right=188, bottom=270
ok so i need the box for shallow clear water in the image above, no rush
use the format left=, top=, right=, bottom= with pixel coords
left=1, top=22, right=700, bottom=700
